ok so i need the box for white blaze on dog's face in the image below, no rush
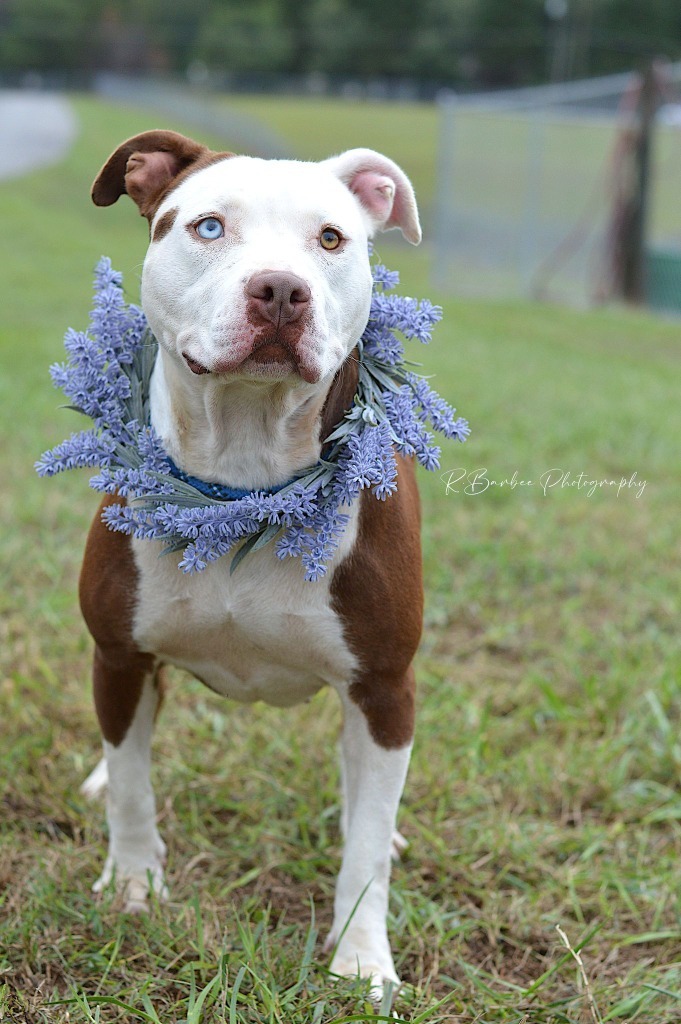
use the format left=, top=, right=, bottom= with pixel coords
left=135, top=150, right=420, bottom=386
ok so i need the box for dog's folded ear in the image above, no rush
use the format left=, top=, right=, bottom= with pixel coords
left=322, top=148, right=421, bottom=245
left=91, top=130, right=230, bottom=221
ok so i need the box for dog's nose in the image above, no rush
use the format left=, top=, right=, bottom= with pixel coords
left=246, top=271, right=311, bottom=326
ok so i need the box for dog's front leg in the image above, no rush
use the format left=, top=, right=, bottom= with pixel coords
left=328, top=691, right=412, bottom=998
left=91, top=649, right=167, bottom=912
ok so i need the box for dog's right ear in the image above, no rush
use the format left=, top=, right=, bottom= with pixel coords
left=92, top=130, right=219, bottom=220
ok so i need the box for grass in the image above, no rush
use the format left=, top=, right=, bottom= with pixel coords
left=1, top=92, right=681, bottom=1022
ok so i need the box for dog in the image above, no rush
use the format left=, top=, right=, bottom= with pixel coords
left=78, top=130, right=423, bottom=997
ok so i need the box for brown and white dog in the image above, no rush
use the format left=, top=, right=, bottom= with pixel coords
left=78, top=130, right=423, bottom=996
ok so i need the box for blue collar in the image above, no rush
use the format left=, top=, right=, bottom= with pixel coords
left=165, top=454, right=301, bottom=501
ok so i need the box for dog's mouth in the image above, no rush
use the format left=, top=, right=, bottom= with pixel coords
left=183, top=338, right=308, bottom=380
left=183, top=352, right=211, bottom=375
left=242, top=339, right=297, bottom=373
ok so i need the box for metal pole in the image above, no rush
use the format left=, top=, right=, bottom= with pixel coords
left=522, top=109, right=546, bottom=296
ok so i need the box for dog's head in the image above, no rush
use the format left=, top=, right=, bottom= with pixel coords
left=92, top=130, right=421, bottom=387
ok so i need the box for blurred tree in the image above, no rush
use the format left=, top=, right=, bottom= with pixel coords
left=0, top=0, right=105, bottom=74
left=95, top=0, right=209, bottom=73
left=470, top=0, right=546, bottom=86
left=590, top=0, right=681, bottom=75
left=0, top=0, right=207, bottom=76
left=0, top=0, right=680, bottom=88
left=305, top=0, right=371, bottom=77
left=193, top=1, right=293, bottom=75
left=279, top=0, right=317, bottom=71
left=410, top=0, right=479, bottom=84
left=342, top=0, right=430, bottom=77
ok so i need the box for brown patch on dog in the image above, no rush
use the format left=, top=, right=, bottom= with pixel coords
left=79, top=493, right=157, bottom=746
left=319, top=347, right=359, bottom=443
left=152, top=206, right=178, bottom=242
left=153, top=150, right=234, bottom=220
left=331, top=455, right=423, bottom=748
left=92, top=131, right=205, bottom=209
left=91, top=130, right=234, bottom=222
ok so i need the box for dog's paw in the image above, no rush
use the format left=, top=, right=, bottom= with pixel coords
left=391, top=828, right=408, bottom=861
left=81, top=757, right=109, bottom=801
left=330, top=950, right=401, bottom=1005
left=93, top=836, right=168, bottom=912
left=93, top=862, right=168, bottom=914
left=327, top=923, right=400, bottom=1005
left=121, top=868, right=169, bottom=914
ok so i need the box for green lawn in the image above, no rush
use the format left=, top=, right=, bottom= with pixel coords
left=1, top=93, right=681, bottom=1023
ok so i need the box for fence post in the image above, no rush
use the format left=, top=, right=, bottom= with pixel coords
left=620, top=63, right=659, bottom=303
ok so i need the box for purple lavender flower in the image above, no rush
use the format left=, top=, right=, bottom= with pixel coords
left=276, top=525, right=307, bottom=560
left=369, top=293, right=442, bottom=344
left=372, top=421, right=398, bottom=499
left=408, top=374, right=471, bottom=442
left=178, top=544, right=208, bottom=574
left=362, top=325, right=405, bottom=366
left=383, top=386, right=441, bottom=468
left=38, top=255, right=468, bottom=578
left=35, top=429, right=115, bottom=475
left=371, top=263, right=400, bottom=291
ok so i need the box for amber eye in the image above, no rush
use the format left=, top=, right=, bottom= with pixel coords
left=320, top=227, right=342, bottom=250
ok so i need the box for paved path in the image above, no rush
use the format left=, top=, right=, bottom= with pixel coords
left=0, top=90, right=77, bottom=180
left=96, top=74, right=293, bottom=159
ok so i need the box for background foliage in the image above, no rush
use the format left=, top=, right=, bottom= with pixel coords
left=1, top=0, right=681, bottom=89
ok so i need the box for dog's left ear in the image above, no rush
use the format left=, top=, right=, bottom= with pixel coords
left=91, top=130, right=229, bottom=221
left=322, top=148, right=421, bottom=245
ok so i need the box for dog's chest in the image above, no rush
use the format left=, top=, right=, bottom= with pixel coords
left=130, top=525, right=358, bottom=706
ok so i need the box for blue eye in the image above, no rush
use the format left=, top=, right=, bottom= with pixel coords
left=196, top=217, right=224, bottom=240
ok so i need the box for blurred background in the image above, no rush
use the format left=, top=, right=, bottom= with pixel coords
left=2, top=0, right=681, bottom=308
left=1, top=0, right=679, bottom=89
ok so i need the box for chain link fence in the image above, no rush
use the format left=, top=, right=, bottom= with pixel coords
left=433, top=65, right=681, bottom=309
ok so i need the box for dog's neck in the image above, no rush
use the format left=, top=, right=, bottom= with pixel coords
left=150, top=347, right=359, bottom=491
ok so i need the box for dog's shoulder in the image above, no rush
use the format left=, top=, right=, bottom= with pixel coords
left=331, top=454, right=423, bottom=667
left=79, top=494, right=140, bottom=651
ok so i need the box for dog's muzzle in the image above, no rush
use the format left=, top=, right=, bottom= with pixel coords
left=183, top=270, right=321, bottom=382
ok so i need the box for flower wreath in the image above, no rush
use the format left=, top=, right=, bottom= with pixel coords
left=37, top=257, right=469, bottom=581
